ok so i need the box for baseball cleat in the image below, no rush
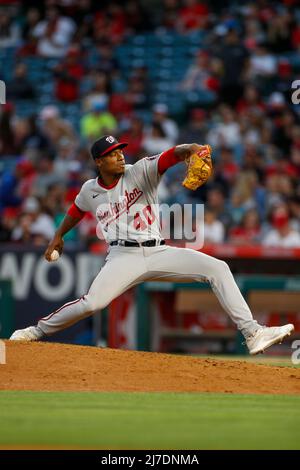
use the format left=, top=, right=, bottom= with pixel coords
left=246, top=324, right=294, bottom=355
left=10, top=326, right=44, bottom=342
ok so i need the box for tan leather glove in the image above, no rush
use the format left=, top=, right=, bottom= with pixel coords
left=182, top=144, right=213, bottom=191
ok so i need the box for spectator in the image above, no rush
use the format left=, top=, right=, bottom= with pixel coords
left=0, top=1, right=300, bottom=251
left=292, top=20, right=300, bottom=51
left=229, top=171, right=258, bottom=224
left=288, top=196, right=300, bottom=232
left=0, top=156, right=38, bottom=213
left=93, top=40, right=119, bottom=75
left=242, top=143, right=265, bottom=180
left=93, top=3, right=126, bottom=44
left=214, top=146, right=239, bottom=193
left=53, top=137, right=78, bottom=179
left=267, top=9, right=293, bottom=54
left=206, top=187, right=232, bottom=230
left=83, top=72, right=110, bottom=112
left=54, top=47, right=84, bottom=102
left=236, top=84, right=265, bottom=115
left=19, top=7, right=41, bottom=56
left=142, top=122, right=173, bottom=156
left=263, top=206, right=300, bottom=248
left=0, top=103, right=17, bottom=156
left=180, top=50, right=220, bottom=93
left=159, top=0, right=180, bottom=30
left=80, top=99, right=118, bottom=142
left=0, top=207, right=18, bottom=242
left=0, top=11, right=20, bottom=48
left=177, top=0, right=209, bottom=33
left=39, top=105, right=77, bottom=148
left=11, top=213, right=32, bottom=244
left=151, top=103, right=179, bottom=144
left=277, top=58, right=294, bottom=97
left=71, top=0, right=95, bottom=42
left=109, top=91, right=133, bottom=122
left=118, top=116, right=145, bottom=163
left=15, top=158, right=37, bottom=200
left=239, top=111, right=262, bottom=147
left=42, top=183, right=66, bottom=217
left=124, top=75, right=149, bottom=111
left=19, top=114, right=51, bottom=161
left=247, top=42, right=277, bottom=83
left=6, top=63, right=35, bottom=100
left=178, top=108, right=208, bottom=145
left=32, top=155, right=64, bottom=198
left=207, top=105, right=241, bottom=149
left=243, top=17, right=265, bottom=51
left=125, top=0, right=151, bottom=33
left=12, top=197, right=56, bottom=244
left=287, top=143, right=300, bottom=180
left=265, top=173, right=286, bottom=211
left=268, top=103, right=294, bottom=155
left=228, top=208, right=262, bottom=245
left=217, top=27, right=249, bottom=106
left=203, top=208, right=225, bottom=244
left=111, top=67, right=150, bottom=118
left=33, top=5, right=76, bottom=58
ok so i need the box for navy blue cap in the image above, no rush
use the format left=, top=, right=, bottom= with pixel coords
left=90, top=135, right=128, bottom=160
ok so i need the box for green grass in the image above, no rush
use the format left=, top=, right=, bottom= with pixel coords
left=0, top=391, right=299, bottom=449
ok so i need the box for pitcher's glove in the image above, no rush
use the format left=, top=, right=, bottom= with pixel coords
left=182, top=144, right=213, bottom=191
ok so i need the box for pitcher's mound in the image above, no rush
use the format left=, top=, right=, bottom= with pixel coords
left=1, top=342, right=299, bottom=394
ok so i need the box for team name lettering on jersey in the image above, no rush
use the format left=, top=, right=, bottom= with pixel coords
left=75, top=155, right=162, bottom=242
left=96, top=187, right=143, bottom=225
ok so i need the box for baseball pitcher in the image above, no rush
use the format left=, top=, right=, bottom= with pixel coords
left=10, top=135, right=294, bottom=354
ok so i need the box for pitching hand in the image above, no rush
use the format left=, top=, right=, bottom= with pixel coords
left=44, top=235, right=64, bottom=262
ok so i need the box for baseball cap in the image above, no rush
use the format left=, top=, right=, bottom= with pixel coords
left=90, top=135, right=128, bottom=160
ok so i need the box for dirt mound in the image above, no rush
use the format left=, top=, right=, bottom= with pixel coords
left=1, top=342, right=300, bottom=394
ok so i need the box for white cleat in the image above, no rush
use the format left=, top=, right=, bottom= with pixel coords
left=10, top=326, right=44, bottom=342
left=246, top=324, right=295, bottom=355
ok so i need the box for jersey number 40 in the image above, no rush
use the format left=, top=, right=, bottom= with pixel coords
left=134, top=205, right=155, bottom=230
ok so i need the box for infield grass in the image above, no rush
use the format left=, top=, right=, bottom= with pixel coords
left=0, top=391, right=299, bottom=449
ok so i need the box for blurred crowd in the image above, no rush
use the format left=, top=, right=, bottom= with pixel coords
left=1, top=0, right=300, bottom=248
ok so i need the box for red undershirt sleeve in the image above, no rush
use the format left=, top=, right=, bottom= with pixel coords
left=157, top=146, right=180, bottom=175
left=67, top=202, right=86, bottom=220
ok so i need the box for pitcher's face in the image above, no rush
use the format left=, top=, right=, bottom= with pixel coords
left=96, top=149, right=126, bottom=175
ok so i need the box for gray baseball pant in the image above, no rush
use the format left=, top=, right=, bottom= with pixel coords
left=38, top=245, right=259, bottom=339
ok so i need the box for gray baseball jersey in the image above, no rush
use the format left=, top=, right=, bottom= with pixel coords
left=36, top=153, right=260, bottom=340
left=75, top=156, right=162, bottom=243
